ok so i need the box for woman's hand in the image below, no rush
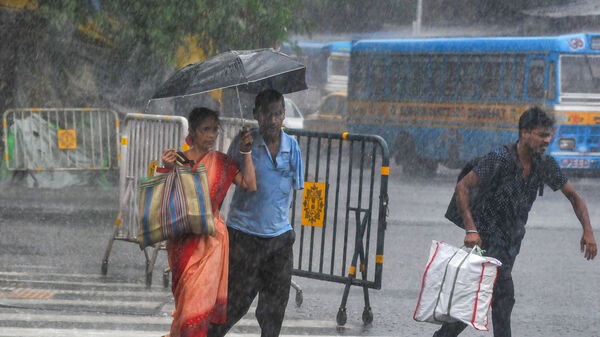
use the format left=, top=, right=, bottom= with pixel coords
left=161, top=148, right=177, bottom=168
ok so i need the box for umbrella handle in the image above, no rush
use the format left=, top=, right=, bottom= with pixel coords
left=235, top=87, right=246, bottom=127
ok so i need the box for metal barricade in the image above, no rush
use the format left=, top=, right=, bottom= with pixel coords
left=2, top=108, right=119, bottom=185
left=101, top=113, right=188, bottom=286
left=286, top=129, right=389, bottom=326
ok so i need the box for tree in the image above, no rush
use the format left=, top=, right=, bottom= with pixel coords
left=38, top=0, right=310, bottom=64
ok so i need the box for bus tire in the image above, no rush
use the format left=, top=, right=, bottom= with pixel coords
left=394, top=134, right=438, bottom=177
left=393, top=133, right=415, bottom=165
left=393, top=133, right=419, bottom=174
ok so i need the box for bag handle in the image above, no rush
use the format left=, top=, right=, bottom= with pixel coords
left=433, top=245, right=463, bottom=322
left=446, top=246, right=481, bottom=315
left=175, top=151, right=194, bottom=166
left=160, top=165, right=192, bottom=230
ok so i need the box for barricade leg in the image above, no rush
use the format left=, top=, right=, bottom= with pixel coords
left=163, top=267, right=171, bottom=288
left=337, top=209, right=372, bottom=326
left=101, top=232, right=116, bottom=275
left=145, top=245, right=161, bottom=287
left=291, top=279, right=303, bottom=307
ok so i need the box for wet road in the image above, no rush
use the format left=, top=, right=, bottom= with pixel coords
left=1, top=168, right=599, bottom=336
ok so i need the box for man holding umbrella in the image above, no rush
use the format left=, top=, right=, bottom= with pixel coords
left=208, top=89, right=304, bottom=337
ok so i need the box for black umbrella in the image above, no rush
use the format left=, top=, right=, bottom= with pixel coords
left=151, top=48, right=307, bottom=101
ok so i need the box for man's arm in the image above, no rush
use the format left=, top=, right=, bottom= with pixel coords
left=560, top=181, right=597, bottom=260
left=456, top=170, right=482, bottom=247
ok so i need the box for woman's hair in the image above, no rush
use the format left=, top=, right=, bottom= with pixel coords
left=519, top=106, right=555, bottom=131
left=188, top=107, right=219, bottom=131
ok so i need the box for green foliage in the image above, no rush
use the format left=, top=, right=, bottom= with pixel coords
left=37, top=0, right=310, bottom=65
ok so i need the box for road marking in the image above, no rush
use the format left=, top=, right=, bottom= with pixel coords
left=0, top=328, right=392, bottom=337
left=0, top=266, right=390, bottom=337
left=0, top=288, right=55, bottom=299
left=0, top=313, right=334, bottom=329
left=1, top=312, right=171, bottom=324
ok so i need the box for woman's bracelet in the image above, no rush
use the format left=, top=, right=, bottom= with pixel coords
left=465, top=229, right=479, bottom=234
left=240, top=149, right=252, bottom=155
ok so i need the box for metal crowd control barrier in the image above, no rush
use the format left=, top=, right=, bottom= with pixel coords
left=2, top=108, right=119, bottom=184
left=101, top=113, right=188, bottom=286
left=285, top=128, right=389, bottom=326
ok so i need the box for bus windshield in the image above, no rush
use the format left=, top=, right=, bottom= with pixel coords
left=561, top=55, right=600, bottom=94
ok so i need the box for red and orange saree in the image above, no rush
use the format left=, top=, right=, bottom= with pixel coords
left=165, top=151, right=239, bottom=337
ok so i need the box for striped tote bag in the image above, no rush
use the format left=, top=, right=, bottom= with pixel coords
left=137, top=164, right=215, bottom=249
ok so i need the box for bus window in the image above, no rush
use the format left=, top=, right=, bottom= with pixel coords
left=444, top=56, right=459, bottom=98
left=501, top=56, right=515, bottom=98
left=561, top=55, right=600, bottom=94
left=391, top=55, right=410, bottom=98
left=515, top=56, right=526, bottom=99
left=457, top=55, right=480, bottom=99
left=409, top=55, right=427, bottom=98
left=351, top=54, right=369, bottom=99
left=371, top=58, right=388, bottom=98
left=430, top=55, right=445, bottom=99
left=481, top=56, right=503, bottom=99
left=527, top=58, right=546, bottom=99
left=328, top=54, right=349, bottom=77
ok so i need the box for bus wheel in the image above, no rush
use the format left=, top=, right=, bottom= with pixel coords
left=402, top=158, right=438, bottom=177
left=393, top=134, right=420, bottom=174
left=393, top=134, right=438, bottom=177
left=419, top=158, right=438, bottom=176
left=393, top=133, right=416, bottom=166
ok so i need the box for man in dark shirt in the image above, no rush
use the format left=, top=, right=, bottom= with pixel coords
left=433, top=106, right=597, bottom=337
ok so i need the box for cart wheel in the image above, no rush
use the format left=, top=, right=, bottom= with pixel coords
left=101, top=260, right=108, bottom=275
left=362, top=307, right=373, bottom=325
left=146, top=271, right=153, bottom=287
left=336, top=307, right=347, bottom=326
left=163, top=272, right=170, bottom=288
left=295, top=290, right=303, bottom=307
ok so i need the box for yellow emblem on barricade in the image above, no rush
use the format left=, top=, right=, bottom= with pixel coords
left=302, top=181, right=326, bottom=227
left=57, top=129, right=77, bottom=149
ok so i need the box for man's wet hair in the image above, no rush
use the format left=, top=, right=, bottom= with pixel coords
left=253, top=89, right=283, bottom=114
left=519, top=106, right=555, bottom=131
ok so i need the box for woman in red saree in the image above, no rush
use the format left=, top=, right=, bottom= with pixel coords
left=159, top=107, right=256, bottom=337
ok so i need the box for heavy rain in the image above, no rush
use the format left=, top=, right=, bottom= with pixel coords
left=1, top=1, right=600, bottom=336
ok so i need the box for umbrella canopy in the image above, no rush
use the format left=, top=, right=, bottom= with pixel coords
left=151, top=48, right=307, bottom=100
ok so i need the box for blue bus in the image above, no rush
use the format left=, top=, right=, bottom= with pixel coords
left=281, top=40, right=351, bottom=110
left=348, top=33, right=600, bottom=176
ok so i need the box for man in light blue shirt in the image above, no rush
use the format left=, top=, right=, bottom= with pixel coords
left=208, top=89, right=303, bottom=337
